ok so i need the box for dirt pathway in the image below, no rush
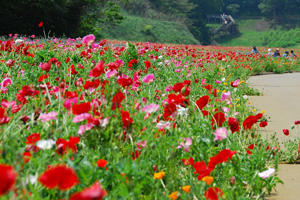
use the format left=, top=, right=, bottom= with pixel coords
left=248, top=73, right=300, bottom=200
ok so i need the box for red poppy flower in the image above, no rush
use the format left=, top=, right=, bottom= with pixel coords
left=144, top=60, right=151, bottom=70
left=182, top=157, right=194, bottom=166
left=25, top=133, right=41, bottom=145
left=243, top=115, right=258, bottom=130
left=295, top=120, right=300, bottom=125
left=247, top=144, right=255, bottom=155
left=204, top=187, right=224, bottom=200
left=208, top=149, right=236, bottom=170
left=38, top=165, right=79, bottom=190
left=0, top=108, right=10, bottom=125
left=259, top=121, right=268, bottom=128
left=211, top=112, right=226, bottom=128
left=117, top=77, right=133, bottom=88
left=38, top=21, right=43, bottom=28
left=128, top=59, right=138, bottom=68
left=193, top=161, right=212, bottom=180
left=163, top=103, right=177, bottom=120
left=56, top=137, right=80, bottom=155
left=38, top=74, right=49, bottom=82
left=23, top=152, right=33, bottom=163
left=90, top=61, right=105, bottom=77
left=112, top=91, right=125, bottom=110
left=72, top=102, right=91, bottom=115
left=97, top=159, right=108, bottom=168
left=0, top=164, right=17, bottom=196
left=69, top=181, right=107, bottom=200
left=283, top=129, right=289, bottom=136
left=196, top=95, right=210, bottom=110
left=121, top=111, right=133, bottom=128
left=228, top=117, right=240, bottom=133
left=132, top=150, right=141, bottom=160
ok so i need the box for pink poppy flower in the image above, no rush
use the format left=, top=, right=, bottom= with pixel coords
left=258, top=168, right=275, bottom=179
left=156, top=121, right=171, bottom=129
left=231, top=79, right=240, bottom=87
left=39, top=112, right=58, bottom=122
left=177, top=138, right=192, bottom=152
left=105, top=69, right=117, bottom=79
left=78, top=123, right=95, bottom=135
left=136, top=140, right=147, bottom=150
left=73, top=113, right=92, bottom=123
left=1, top=78, right=12, bottom=88
left=221, top=91, right=232, bottom=104
left=213, top=127, right=228, bottom=141
left=141, top=104, right=160, bottom=114
left=82, top=34, right=95, bottom=46
left=142, top=74, right=155, bottom=83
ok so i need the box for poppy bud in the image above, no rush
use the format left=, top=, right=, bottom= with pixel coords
left=230, top=176, right=236, bottom=186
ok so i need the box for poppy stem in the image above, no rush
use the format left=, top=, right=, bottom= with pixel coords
left=160, top=179, right=166, bottom=190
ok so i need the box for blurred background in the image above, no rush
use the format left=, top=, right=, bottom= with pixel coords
left=0, top=0, right=300, bottom=47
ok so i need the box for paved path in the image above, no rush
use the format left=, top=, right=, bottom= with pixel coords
left=248, top=73, right=300, bottom=200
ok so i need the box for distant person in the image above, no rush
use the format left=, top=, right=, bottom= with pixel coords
left=291, top=50, right=297, bottom=58
left=251, top=46, right=259, bottom=54
left=273, top=48, right=281, bottom=57
left=267, top=48, right=273, bottom=56
left=283, top=51, right=289, bottom=58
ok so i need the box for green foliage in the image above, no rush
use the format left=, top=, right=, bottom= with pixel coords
left=0, top=0, right=124, bottom=37
left=214, top=19, right=300, bottom=48
left=100, top=14, right=199, bottom=44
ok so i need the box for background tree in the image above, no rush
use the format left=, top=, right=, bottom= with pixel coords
left=0, top=0, right=124, bottom=37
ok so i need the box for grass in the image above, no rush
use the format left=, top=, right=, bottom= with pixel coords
left=100, top=14, right=199, bottom=44
left=212, top=19, right=300, bottom=48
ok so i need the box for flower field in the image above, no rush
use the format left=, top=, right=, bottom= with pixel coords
left=0, top=35, right=299, bottom=200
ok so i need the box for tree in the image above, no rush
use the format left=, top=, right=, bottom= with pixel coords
left=0, top=0, right=124, bottom=37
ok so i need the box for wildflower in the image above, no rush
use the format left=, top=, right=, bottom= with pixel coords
left=295, top=120, right=300, bottom=125
left=25, top=133, right=40, bottom=145
left=204, top=187, right=224, bottom=200
left=56, top=137, right=80, bottom=155
left=78, top=123, right=95, bottom=135
left=211, top=112, right=226, bottom=128
left=202, top=176, right=214, bottom=185
left=228, top=117, right=240, bottom=133
left=38, top=21, right=43, bottom=28
left=136, top=140, right=147, bottom=150
left=38, top=165, right=79, bottom=190
left=181, top=185, right=191, bottom=193
left=258, top=168, right=275, bottom=179
left=259, top=121, right=268, bottom=127
left=142, top=74, right=155, bottom=83
left=141, top=104, right=160, bottom=114
left=121, top=111, right=133, bottom=128
left=82, top=34, right=95, bottom=47
left=213, top=127, right=228, bottom=141
left=247, top=144, right=255, bottom=155
left=73, top=113, right=92, bottom=123
left=97, top=159, right=108, bottom=168
left=168, top=191, right=178, bottom=200
left=72, top=102, right=91, bottom=115
left=69, top=181, right=107, bottom=200
left=154, top=171, right=165, bottom=180
left=196, top=95, right=210, bottom=110
left=221, top=91, right=232, bottom=104
left=0, top=164, right=17, bottom=196
left=177, top=137, right=192, bottom=152
left=39, top=111, right=58, bottom=122
left=231, top=79, right=240, bottom=87
left=36, top=139, right=55, bottom=150
left=283, top=129, right=289, bottom=136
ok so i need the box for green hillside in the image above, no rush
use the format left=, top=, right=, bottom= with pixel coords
left=212, top=19, right=300, bottom=48
left=100, top=14, right=199, bottom=44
